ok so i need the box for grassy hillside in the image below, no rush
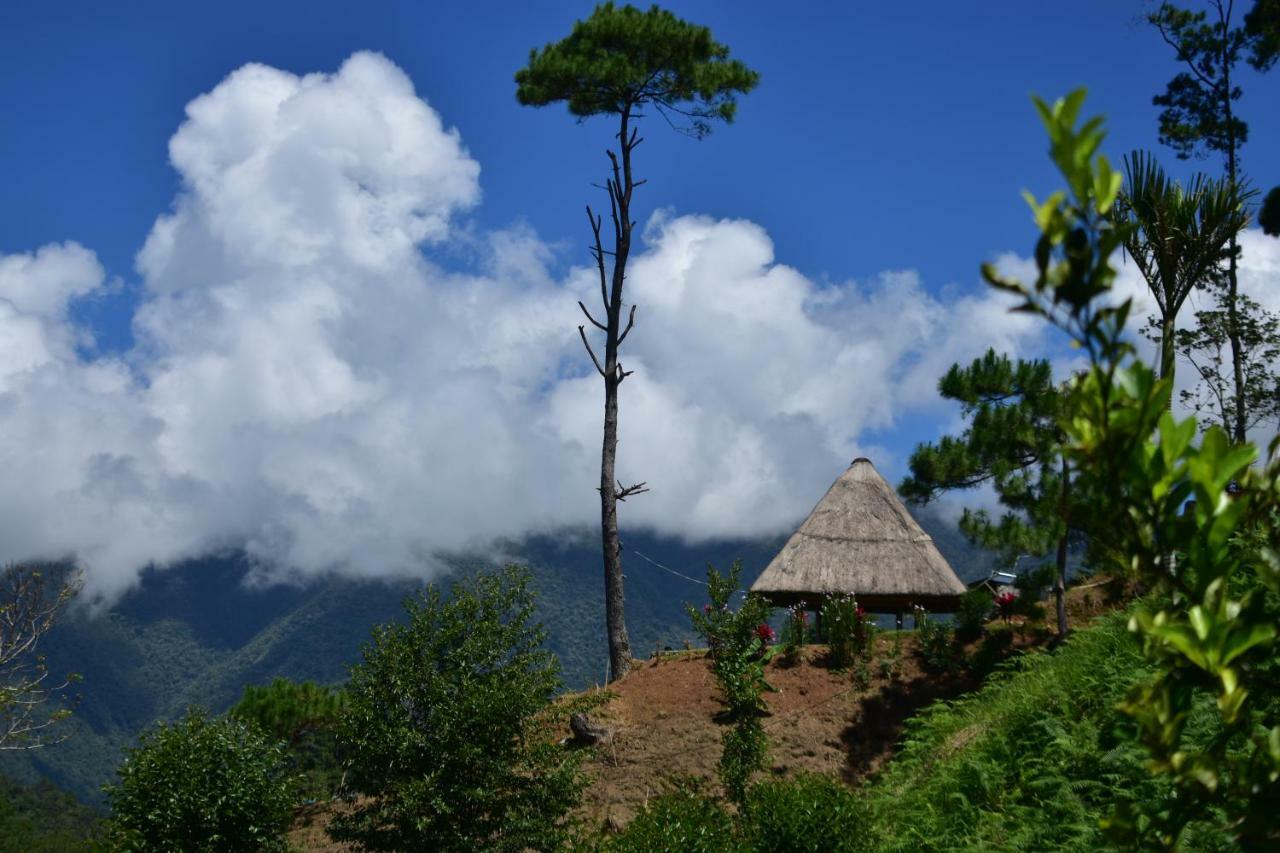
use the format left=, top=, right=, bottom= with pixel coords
left=856, top=613, right=1158, bottom=851
left=606, top=601, right=1251, bottom=852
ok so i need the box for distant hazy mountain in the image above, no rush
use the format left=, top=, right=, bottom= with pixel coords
left=0, top=504, right=991, bottom=804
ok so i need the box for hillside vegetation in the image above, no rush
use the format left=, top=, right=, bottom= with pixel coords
left=0, top=511, right=980, bottom=805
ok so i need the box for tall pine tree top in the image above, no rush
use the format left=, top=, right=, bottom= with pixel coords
left=514, top=3, right=759, bottom=137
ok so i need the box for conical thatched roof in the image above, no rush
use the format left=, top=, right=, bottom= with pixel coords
left=751, top=458, right=967, bottom=613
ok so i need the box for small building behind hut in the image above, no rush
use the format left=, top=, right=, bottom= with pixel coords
left=751, top=458, right=967, bottom=616
left=969, top=570, right=1019, bottom=597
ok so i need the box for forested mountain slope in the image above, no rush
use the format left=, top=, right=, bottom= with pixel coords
left=0, top=506, right=991, bottom=804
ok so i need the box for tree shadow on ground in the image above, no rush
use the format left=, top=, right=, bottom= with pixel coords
left=839, top=666, right=981, bottom=781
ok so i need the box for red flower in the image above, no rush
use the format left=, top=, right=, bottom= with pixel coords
left=755, top=623, right=776, bottom=644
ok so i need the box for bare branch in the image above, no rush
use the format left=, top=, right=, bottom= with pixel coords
left=586, top=205, right=608, bottom=310
left=578, top=301, right=607, bottom=332
left=578, top=325, right=606, bottom=377
left=615, top=480, right=650, bottom=501
left=617, top=304, right=637, bottom=346
left=606, top=149, right=624, bottom=213
left=615, top=363, right=634, bottom=384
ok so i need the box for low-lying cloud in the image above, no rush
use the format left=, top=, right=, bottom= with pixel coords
left=1, top=52, right=1275, bottom=600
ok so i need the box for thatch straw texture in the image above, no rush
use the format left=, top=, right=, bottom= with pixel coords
left=751, top=458, right=967, bottom=613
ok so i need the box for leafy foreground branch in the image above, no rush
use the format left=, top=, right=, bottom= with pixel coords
left=985, top=88, right=1280, bottom=849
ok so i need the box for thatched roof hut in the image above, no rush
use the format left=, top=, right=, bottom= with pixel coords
left=751, top=458, right=967, bottom=613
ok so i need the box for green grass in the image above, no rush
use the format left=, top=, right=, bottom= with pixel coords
left=856, top=612, right=1161, bottom=851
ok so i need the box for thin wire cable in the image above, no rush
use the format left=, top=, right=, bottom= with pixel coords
left=629, top=548, right=708, bottom=586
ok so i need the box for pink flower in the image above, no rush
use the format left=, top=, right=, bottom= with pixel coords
left=755, top=623, right=776, bottom=644
left=703, top=604, right=712, bottom=614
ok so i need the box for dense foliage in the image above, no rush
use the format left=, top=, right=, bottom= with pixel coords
left=0, top=774, right=101, bottom=852
left=329, top=565, right=583, bottom=851
left=102, top=707, right=295, bottom=852
left=986, top=88, right=1279, bottom=848
left=229, top=677, right=346, bottom=799
left=515, top=2, right=758, bottom=135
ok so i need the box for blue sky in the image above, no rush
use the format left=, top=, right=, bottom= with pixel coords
left=0, top=1, right=1277, bottom=594
left=6, top=0, right=1277, bottom=351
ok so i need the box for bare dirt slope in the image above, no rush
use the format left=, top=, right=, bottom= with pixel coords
left=575, top=636, right=984, bottom=831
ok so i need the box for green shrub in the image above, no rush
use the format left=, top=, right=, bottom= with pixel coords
left=915, top=610, right=956, bottom=673
left=743, top=773, right=869, bottom=852
left=606, top=782, right=736, bottom=852
left=878, top=631, right=904, bottom=681
left=955, top=588, right=993, bottom=639
left=329, top=565, right=582, bottom=851
left=820, top=594, right=871, bottom=669
left=778, top=603, right=810, bottom=666
left=686, top=561, right=776, bottom=804
left=229, top=677, right=346, bottom=800
left=103, top=707, right=295, bottom=852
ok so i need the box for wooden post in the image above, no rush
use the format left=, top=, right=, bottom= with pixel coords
left=895, top=612, right=903, bottom=631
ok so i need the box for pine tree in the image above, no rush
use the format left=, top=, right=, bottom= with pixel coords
left=515, top=4, right=758, bottom=681
left=900, top=350, right=1075, bottom=637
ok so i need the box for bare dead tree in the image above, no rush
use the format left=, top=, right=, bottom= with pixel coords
left=575, top=118, right=651, bottom=681
left=1, top=563, right=81, bottom=749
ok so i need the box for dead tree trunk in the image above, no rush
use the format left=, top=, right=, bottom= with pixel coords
left=578, top=106, right=648, bottom=682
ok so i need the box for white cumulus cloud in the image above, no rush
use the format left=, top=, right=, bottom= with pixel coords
left=2, top=51, right=1276, bottom=600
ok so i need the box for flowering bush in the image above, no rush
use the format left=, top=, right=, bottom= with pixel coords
left=779, top=604, right=809, bottom=666
left=915, top=608, right=957, bottom=673
left=820, top=594, right=874, bottom=669
left=994, top=591, right=1018, bottom=624
left=685, top=561, right=776, bottom=804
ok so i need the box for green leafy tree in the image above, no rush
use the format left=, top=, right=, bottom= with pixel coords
left=900, top=350, right=1075, bottom=637
left=329, top=565, right=582, bottom=851
left=990, top=88, right=1280, bottom=848
left=103, top=707, right=295, bottom=852
left=1114, top=149, right=1248, bottom=382
left=1176, top=284, right=1280, bottom=433
left=515, top=3, right=758, bottom=681
left=1, top=563, right=80, bottom=750
left=230, top=677, right=347, bottom=798
left=1148, top=0, right=1279, bottom=442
